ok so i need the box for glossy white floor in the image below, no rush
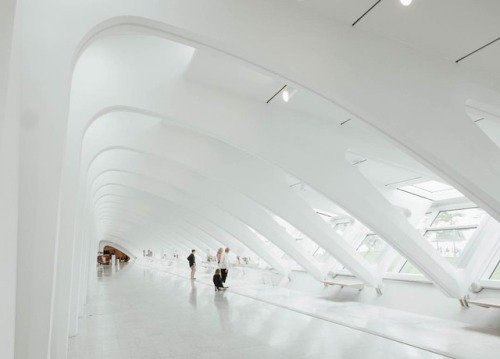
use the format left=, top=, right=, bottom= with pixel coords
left=68, top=261, right=497, bottom=359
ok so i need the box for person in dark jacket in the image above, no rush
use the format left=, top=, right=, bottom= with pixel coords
left=187, top=249, right=196, bottom=279
left=213, top=268, right=227, bottom=291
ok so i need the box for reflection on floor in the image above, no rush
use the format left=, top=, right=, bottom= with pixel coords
left=68, top=260, right=499, bottom=359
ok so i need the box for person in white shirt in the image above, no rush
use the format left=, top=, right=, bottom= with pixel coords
left=219, top=247, right=230, bottom=283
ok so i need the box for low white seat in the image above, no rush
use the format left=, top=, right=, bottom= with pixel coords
left=321, top=278, right=364, bottom=291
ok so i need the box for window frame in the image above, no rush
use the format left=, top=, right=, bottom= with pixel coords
left=382, top=202, right=484, bottom=279
left=422, top=206, right=485, bottom=267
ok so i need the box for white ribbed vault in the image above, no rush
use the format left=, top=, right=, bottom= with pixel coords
left=2, top=1, right=500, bottom=358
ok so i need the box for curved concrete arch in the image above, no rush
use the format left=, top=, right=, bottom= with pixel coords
left=90, top=174, right=300, bottom=273
left=72, top=13, right=500, bottom=224
left=95, top=213, right=176, bottom=251
left=98, top=240, right=137, bottom=260
left=92, top=190, right=255, bottom=255
left=95, top=193, right=263, bottom=264
left=97, top=213, right=207, bottom=256
left=88, top=167, right=313, bottom=265
left=96, top=202, right=251, bottom=260
left=91, top=183, right=291, bottom=276
left=102, top=234, right=144, bottom=255
left=96, top=231, right=143, bottom=258
left=95, top=192, right=254, bottom=258
left=80, top=109, right=460, bottom=294
left=67, top=37, right=471, bottom=297
left=90, top=170, right=314, bottom=276
left=99, top=223, right=192, bottom=257
left=91, top=192, right=269, bottom=264
left=14, top=3, right=500, bottom=357
left=87, top=145, right=379, bottom=286
left=95, top=201, right=227, bottom=254
left=90, top=170, right=322, bottom=278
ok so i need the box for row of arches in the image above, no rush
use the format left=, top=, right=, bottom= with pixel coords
left=5, top=2, right=500, bottom=358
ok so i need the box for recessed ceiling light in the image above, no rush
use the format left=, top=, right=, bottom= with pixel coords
left=400, top=0, right=412, bottom=6
left=283, top=89, right=290, bottom=102
left=282, top=87, right=297, bottom=102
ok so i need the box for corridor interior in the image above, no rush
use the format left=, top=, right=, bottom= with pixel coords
left=3, top=2, right=500, bottom=359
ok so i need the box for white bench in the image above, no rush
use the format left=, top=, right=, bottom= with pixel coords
left=321, top=278, right=364, bottom=291
left=466, top=298, right=500, bottom=308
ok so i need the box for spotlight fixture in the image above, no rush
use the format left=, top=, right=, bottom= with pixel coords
left=400, top=0, right=412, bottom=6
left=282, top=86, right=297, bottom=102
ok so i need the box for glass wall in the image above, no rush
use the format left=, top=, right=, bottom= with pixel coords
left=424, top=228, right=475, bottom=263
left=356, top=234, right=386, bottom=263
left=426, top=207, right=485, bottom=263
left=386, top=206, right=486, bottom=275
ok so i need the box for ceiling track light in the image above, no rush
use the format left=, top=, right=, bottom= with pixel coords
left=353, top=0, right=413, bottom=28
left=456, top=36, right=500, bottom=63
left=266, top=85, right=287, bottom=104
left=352, top=0, right=382, bottom=27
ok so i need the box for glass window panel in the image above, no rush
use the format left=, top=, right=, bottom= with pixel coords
left=431, top=208, right=485, bottom=227
left=356, top=234, right=386, bottom=263
left=399, top=260, right=422, bottom=275
left=489, top=262, right=500, bottom=280
left=424, top=228, right=475, bottom=263
left=387, top=257, right=405, bottom=273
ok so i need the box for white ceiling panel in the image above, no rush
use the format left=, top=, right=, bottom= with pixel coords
left=458, top=39, right=500, bottom=81
left=285, top=0, right=500, bottom=78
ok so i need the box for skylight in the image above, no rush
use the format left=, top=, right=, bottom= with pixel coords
left=398, top=180, right=464, bottom=201
left=413, top=180, right=453, bottom=193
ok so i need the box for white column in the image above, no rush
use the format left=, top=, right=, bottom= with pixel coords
left=0, top=1, right=19, bottom=358
left=15, top=1, right=73, bottom=357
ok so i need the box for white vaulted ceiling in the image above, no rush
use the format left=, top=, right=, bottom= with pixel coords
left=10, top=2, right=500, bottom=358
left=60, top=0, right=500, bottom=299
left=287, top=0, right=500, bottom=78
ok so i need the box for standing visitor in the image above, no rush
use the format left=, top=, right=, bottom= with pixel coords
left=216, top=247, right=224, bottom=265
left=187, top=249, right=196, bottom=279
left=219, top=247, right=230, bottom=283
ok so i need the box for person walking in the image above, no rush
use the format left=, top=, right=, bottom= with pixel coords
left=219, top=247, right=230, bottom=283
left=187, top=249, right=196, bottom=279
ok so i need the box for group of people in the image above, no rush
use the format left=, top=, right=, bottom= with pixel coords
left=186, top=247, right=231, bottom=292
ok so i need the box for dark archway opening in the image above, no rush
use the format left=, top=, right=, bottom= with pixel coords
left=97, top=245, right=130, bottom=265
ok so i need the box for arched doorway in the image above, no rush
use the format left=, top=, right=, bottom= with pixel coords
left=97, top=245, right=130, bottom=265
